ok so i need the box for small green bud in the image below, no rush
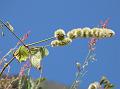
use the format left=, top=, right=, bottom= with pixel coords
left=76, top=62, right=80, bottom=70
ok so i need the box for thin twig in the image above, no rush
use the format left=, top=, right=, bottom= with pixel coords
left=0, top=31, right=30, bottom=71
left=0, top=20, right=27, bottom=47
left=0, top=57, right=15, bottom=77
left=0, top=19, right=55, bottom=47
left=70, top=50, right=93, bottom=89
left=70, top=71, right=80, bottom=89
left=80, top=50, right=92, bottom=72
left=0, top=50, right=12, bottom=67
left=26, top=36, right=55, bottom=46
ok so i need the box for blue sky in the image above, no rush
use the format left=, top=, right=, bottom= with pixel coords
left=0, top=0, right=120, bottom=88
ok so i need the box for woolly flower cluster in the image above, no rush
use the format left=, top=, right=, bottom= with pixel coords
left=51, top=27, right=115, bottom=47
left=51, top=29, right=72, bottom=47
left=67, top=27, right=115, bottom=39
left=54, top=29, right=66, bottom=40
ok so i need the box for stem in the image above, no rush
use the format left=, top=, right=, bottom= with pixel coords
left=80, top=50, right=92, bottom=71
left=69, top=71, right=80, bottom=89
left=44, top=44, right=52, bottom=47
left=70, top=50, right=93, bottom=89
left=0, top=49, right=13, bottom=66
left=26, top=36, right=55, bottom=46
left=39, top=62, right=43, bottom=79
left=0, top=57, right=15, bottom=77
left=0, top=19, right=27, bottom=47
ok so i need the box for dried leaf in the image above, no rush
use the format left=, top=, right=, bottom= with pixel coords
left=30, top=47, right=49, bottom=70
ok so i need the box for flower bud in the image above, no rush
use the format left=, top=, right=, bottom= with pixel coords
left=67, top=29, right=77, bottom=39
left=58, top=38, right=72, bottom=46
left=82, top=27, right=91, bottom=38
left=92, top=28, right=100, bottom=38
left=54, top=29, right=65, bottom=40
left=51, top=40, right=59, bottom=47
left=74, top=28, right=83, bottom=37
left=76, top=62, right=81, bottom=70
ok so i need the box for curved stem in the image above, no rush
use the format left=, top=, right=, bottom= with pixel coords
left=0, top=57, right=15, bottom=77
left=26, top=36, right=55, bottom=46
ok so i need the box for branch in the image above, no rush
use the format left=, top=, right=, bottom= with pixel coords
left=0, top=19, right=27, bottom=47
left=26, top=36, right=55, bottom=46
left=70, top=50, right=94, bottom=89
left=0, top=57, right=15, bottom=77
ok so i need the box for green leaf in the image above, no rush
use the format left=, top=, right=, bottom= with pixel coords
left=30, top=47, right=49, bottom=70
left=14, top=46, right=29, bottom=62
left=6, top=21, right=14, bottom=32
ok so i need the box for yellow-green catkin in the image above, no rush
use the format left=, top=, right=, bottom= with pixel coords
left=74, top=28, right=83, bottom=37
left=51, top=40, right=59, bottom=47
left=54, top=29, right=66, bottom=40
left=52, top=28, right=115, bottom=47
left=92, top=28, right=115, bottom=38
left=51, top=38, right=72, bottom=47
left=82, top=27, right=91, bottom=38
left=67, top=29, right=78, bottom=39
left=69, top=27, right=115, bottom=38
left=58, top=37, right=72, bottom=46
left=92, top=28, right=100, bottom=38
